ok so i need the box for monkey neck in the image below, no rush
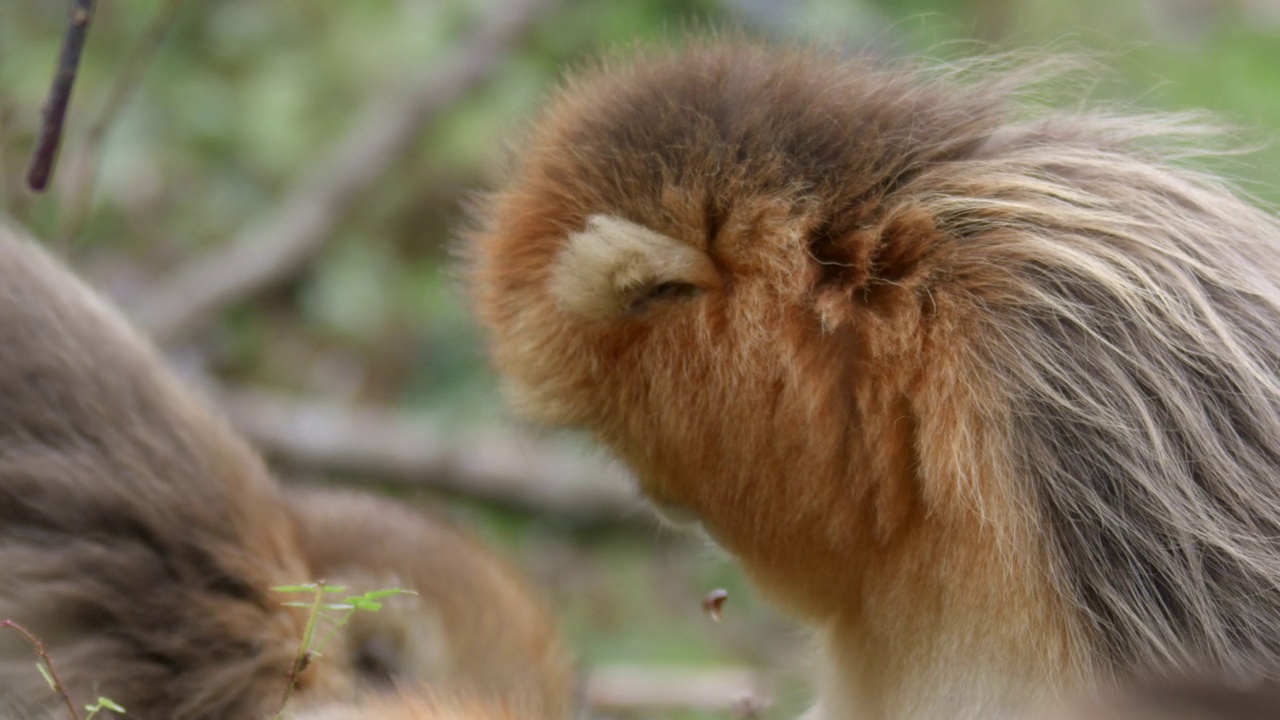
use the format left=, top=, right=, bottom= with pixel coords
left=696, top=431, right=1091, bottom=719
left=813, top=509, right=1092, bottom=720
left=626, top=328, right=1095, bottom=719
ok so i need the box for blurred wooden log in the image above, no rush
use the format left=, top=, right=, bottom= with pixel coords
left=585, top=665, right=773, bottom=716
left=127, top=0, right=556, bottom=342
left=212, top=384, right=646, bottom=524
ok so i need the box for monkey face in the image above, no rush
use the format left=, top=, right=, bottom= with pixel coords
left=466, top=42, right=1006, bottom=618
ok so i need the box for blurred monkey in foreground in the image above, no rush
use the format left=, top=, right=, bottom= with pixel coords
left=0, top=220, right=320, bottom=718
left=0, top=220, right=572, bottom=720
left=465, top=41, right=1280, bottom=719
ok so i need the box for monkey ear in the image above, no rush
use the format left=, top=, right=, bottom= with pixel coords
left=550, top=214, right=720, bottom=320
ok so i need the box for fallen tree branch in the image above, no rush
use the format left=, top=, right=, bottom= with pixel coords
left=585, top=665, right=772, bottom=716
left=213, top=384, right=645, bottom=524
left=128, top=0, right=555, bottom=342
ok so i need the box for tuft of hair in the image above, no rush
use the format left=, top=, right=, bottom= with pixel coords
left=462, top=39, right=1280, bottom=719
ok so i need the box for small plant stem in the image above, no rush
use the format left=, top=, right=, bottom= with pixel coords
left=271, top=583, right=327, bottom=720
left=1, top=619, right=81, bottom=720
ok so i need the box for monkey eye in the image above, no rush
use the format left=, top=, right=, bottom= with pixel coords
left=353, top=637, right=399, bottom=686
left=627, top=280, right=700, bottom=313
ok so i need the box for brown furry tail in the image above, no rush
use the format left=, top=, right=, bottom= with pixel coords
left=0, top=222, right=574, bottom=719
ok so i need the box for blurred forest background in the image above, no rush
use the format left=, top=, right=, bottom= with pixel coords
left=3, top=0, right=1280, bottom=718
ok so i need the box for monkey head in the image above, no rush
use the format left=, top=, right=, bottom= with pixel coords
left=463, top=42, right=1021, bottom=622
left=467, top=36, right=1280, bottom=720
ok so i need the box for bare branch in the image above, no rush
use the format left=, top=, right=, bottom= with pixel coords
left=127, top=0, right=556, bottom=342
left=585, top=665, right=773, bottom=716
left=213, top=385, right=645, bottom=524
left=26, top=0, right=96, bottom=193
left=0, top=620, right=81, bottom=720
left=58, top=0, right=188, bottom=244
left=0, top=96, right=16, bottom=215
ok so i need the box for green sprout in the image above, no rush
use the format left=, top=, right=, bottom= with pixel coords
left=268, top=581, right=416, bottom=719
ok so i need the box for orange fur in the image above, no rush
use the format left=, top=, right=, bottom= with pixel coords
left=461, top=42, right=1166, bottom=719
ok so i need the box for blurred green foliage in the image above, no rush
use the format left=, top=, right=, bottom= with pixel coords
left=3, top=1, right=1280, bottom=718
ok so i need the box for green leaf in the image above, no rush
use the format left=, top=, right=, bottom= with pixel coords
left=270, top=584, right=319, bottom=594
left=36, top=662, right=54, bottom=691
left=359, top=588, right=417, bottom=600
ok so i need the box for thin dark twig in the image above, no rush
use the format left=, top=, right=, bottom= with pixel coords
left=58, top=0, right=187, bottom=244
left=26, top=0, right=97, bottom=193
left=0, top=100, right=15, bottom=214
left=0, top=619, right=81, bottom=720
